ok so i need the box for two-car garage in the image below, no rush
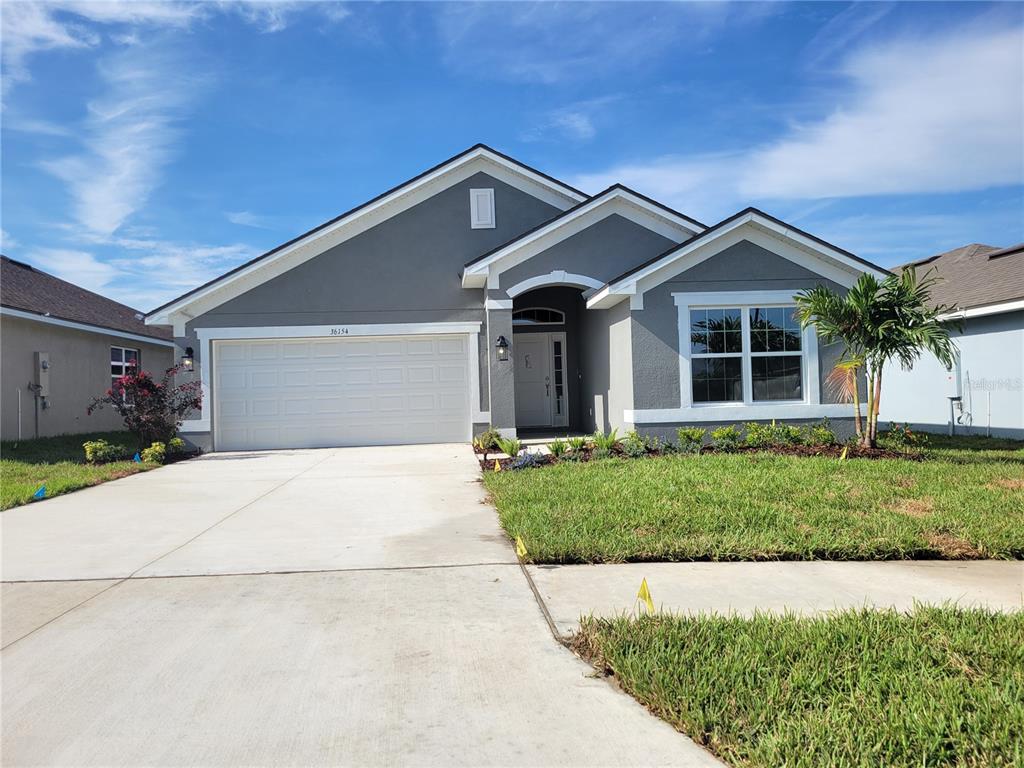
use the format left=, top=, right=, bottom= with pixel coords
left=212, top=334, right=471, bottom=451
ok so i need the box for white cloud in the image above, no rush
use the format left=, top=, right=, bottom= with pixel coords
left=1, top=229, right=19, bottom=251
left=40, top=47, right=199, bottom=236
left=226, top=210, right=272, bottom=229
left=27, top=248, right=120, bottom=294
left=523, top=96, right=622, bottom=143
left=567, top=23, right=1024, bottom=221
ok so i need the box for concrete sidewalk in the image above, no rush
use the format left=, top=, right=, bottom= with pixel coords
left=528, top=560, right=1024, bottom=635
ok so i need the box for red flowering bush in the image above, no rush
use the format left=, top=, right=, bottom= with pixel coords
left=88, top=364, right=202, bottom=446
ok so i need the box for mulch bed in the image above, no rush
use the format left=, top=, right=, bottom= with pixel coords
left=476, top=443, right=922, bottom=471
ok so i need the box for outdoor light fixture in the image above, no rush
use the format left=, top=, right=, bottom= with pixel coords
left=495, top=335, right=510, bottom=363
left=181, top=346, right=194, bottom=372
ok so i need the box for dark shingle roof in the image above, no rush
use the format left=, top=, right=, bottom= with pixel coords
left=1, top=256, right=172, bottom=340
left=897, top=243, right=1024, bottom=311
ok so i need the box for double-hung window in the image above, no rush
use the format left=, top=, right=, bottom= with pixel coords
left=681, top=298, right=810, bottom=407
left=111, top=347, right=139, bottom=404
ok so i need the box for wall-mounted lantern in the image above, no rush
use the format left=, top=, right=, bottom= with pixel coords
left=181, top=346, right=195, bottom=372
left=494, top=335, right=510, bottom=363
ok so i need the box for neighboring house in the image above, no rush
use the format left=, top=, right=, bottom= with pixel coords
left=879, top=243, right=1024, bottom=439
left=1, top=256, right=175, bottom=441
left=145, top=144, right=891, bottom=452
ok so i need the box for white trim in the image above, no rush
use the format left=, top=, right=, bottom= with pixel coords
left=1, top=307, right=175, bottom=347
left=470, top=188, right=496, bottom=229
left=939, top=298, right=1024, bottom=320
left=671, top=290, right=820, bottom=414
left=587, top=213, right=888, bottom=309
left=462, top=188, right=703, bottom=289
left=147, top=147, right=584, bottom=325
left=485, top=298, right=513, bottom=310
left=468, top=330, right=489, bottom=424
left=505, top=270, right=604, bottom=298
left=626, top=403, right=861, bottom=424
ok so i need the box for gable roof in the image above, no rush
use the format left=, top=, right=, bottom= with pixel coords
left=460, top=184, right=705, bottom=288
left=587, top=207, right=892, bottom=309
left=897, top=242, right=1024, bottom=312
left=146, top=144, right=587, bottom=328
left=1, top=256, right=172, bottom=342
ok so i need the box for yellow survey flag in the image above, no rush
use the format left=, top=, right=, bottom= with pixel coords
left=494, top=459, right=501, bottom=472
left=515, top=535, right=527, bottom=559
left=637, top=577, right=655, bottom=613
left=839, top=446, right=849, bottom=461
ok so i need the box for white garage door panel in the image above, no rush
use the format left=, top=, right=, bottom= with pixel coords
left=214, top=335, right=469, bottom=450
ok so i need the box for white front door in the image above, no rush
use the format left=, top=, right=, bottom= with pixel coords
left=514, top=333, right=568, bottom=428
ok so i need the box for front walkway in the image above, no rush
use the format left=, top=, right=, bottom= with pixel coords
left=2, top=445, right=717, bottom=767
left=529, top=560, right=1024, bottom=636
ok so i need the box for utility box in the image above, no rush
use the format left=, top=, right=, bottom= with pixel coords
left=944, top=354, right=962, bottom=399
left=34, top=351, right=51, bottom=397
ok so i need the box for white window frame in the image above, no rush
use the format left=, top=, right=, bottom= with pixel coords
left=512, top=307, right=566, bottom=326
left=470, top=188, right=495, bottom=229
left=111, top=345, right=140, bottom=405
left=623, top=291, right=852, bottom=424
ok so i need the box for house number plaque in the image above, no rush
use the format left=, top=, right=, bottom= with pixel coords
left=328, top=327, right=350, bottom=336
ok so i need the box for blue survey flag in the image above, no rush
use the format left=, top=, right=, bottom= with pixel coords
left=133, top=452, right=142, bottom=463
left=33, top=485, right=46, bottom=500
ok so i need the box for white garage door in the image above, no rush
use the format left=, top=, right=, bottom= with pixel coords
left=213, top=335, right=470, bottom=450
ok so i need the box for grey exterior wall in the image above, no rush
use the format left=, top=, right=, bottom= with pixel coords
left=0, top=315, right=173, bottom=440
left=511, top=287, right=584, bottom=429
left=579, top=300, right=634, bottom=434
left=498, top=214, right=676, bottom=293
left=879, top=309, right=1024, bottom=439
left=631, top=240, right=848, bottom=411
left=181, top=172, right=561, bottom=439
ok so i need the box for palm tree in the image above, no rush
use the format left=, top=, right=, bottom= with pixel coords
left=795, top=268, right=957, bottom=448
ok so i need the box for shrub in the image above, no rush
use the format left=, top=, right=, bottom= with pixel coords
left=548, top=438, right=569, bottom=459
left=510, top=450, right=544, bottom=470
left=643, top=433, right=665, bottom=453
left=168, top=437, right=187, bottom=454
left=591, top=429, right=620, bottom=452
left=710, top=425, right=741, bottom=451
left=676, top=427, right=706, bottom=454
left=591, top=446, right=612, bottom=460
left=806, top=419, right=838, bottom=446
left=496, top=436, right=522, bottom=457
left=621, top=430, right=648, bottom=458
left=88, top=364, right=202, bottom=446
left=564, top=436, right=588, bottom=461
left=745, top=421, right=805, bottom=448
left=140, top=441, right=166, bottom=464
left=82, top=439, right=130, bottom=464
left=473, top=428, right=501, bottom=453
left=885, top=423, right=928, bottom=454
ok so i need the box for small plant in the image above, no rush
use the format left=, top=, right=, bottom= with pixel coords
left=745, top=421, right=805, bottom=448
left=884, top=423, right=928, bottom=454
left=643, top=433, right=664, bottom=453
left=510, top=450, right=544, bottom=470
left=564, top=436, right=589, bottom=461
left=591, top=429, right=620, bottom=452
left=140, top=441, right=167, bottom=464
left=82, top=439, right=130, bottom=464
left=496, top=436, right=522, bottom=457
left=710, top=425, right=741, bottom=451
left=676, top=427, right=706, bottom=454
left=168, top=437, right=187, bottom=454
left=548, top=438, right=569, bottom=459
left=88, top=364, right=202, bottom=446
left=473, top=428, right=502, bottom=454
left=591, top=446, right=612, bottom=460
left=806, top=419, right=838, bottom=447
left=621, top=430, right=648, bottom=458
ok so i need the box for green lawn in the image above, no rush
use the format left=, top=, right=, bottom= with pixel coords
left=574, top=606, right=1024, bottom=767
left=1, top=431, right=155, bottom=510
left=484, top=435, right=1024, bottom=562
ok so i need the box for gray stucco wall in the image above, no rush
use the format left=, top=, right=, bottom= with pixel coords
left=631, top=239, right=847, bottom=410
left=579, top=300, right=633, bottom=434
left=511, top=287, right=584, bottom=429
left=1, top=315, right=173, bottom=440
left=180, top=172, right=562, bottom=439
left=498, top=213, right=676, bottom=293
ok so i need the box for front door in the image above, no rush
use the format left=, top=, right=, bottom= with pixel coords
left=514, top=333, right=568, bottom=428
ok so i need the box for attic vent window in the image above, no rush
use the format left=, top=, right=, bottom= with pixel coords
left=513, top=307, right=565, bottom=326
left=470, top=188, right=495, bottom=229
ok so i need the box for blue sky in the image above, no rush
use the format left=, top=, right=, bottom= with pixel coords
left=2, top=1, right=1022, bottom=310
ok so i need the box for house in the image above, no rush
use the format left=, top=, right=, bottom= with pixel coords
left=0, top=256, right=175, bottom=441
left=145, top=145, right=890, bottom=452
left=879, top=243, right=1024, bottom=439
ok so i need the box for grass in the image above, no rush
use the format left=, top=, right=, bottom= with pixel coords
left=574, top=606, right=1024, bottom=767
left=1, top=431, right=155, bottom=510
left=484, top=434, right=1024, bottom=562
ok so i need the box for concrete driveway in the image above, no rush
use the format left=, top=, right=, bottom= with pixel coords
left=2, top=445, right=716, bottom=767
